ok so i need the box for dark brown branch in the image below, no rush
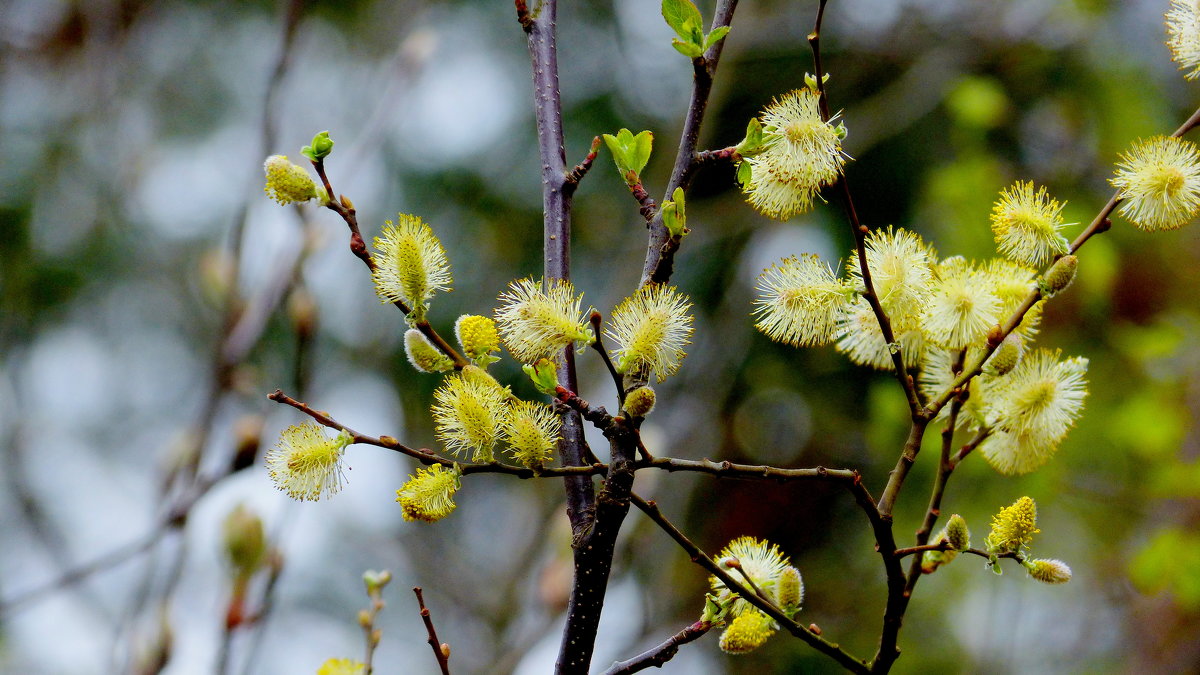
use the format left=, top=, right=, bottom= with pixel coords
left=600, top=621, right=712, bottom=675
left=639, top=0, right=739, bottom=287
left=414, top=587, right=451, bottom=675
left=554, top=386, right=616, bottom=430
left=266, top=389, right=605, bottom=479
left=630, top=495, right=871, bottom=674
left=874, top=358, right=965, bottom=673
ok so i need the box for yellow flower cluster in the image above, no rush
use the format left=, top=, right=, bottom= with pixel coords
left=742, top=88, right=847, bottom=220
left=371, top=214, right=453, bottom=322
left=705, top=536, right=802, bottom=655
left=396, top=464, right=461, bottom=523
left=266, top=423, right=352, bottom=502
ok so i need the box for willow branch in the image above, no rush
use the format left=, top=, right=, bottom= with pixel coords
left=925, top=101, right=1200, bottom=418
left=588, top=311, right=627, bottom=405
left=314, top=163, right=468, bottom=369
left=414, top=587, right=451, bottom=675
left=600, top=621, right=712, bottom=675
left=809, top=0, right=919, bottom=416
left=631, top=495, right=871, bottom=674
left=638, top=457, right=863, bottom=484
left=266, top=389, right=604, bottom=479
left=639, top=0, right=739, bottom=287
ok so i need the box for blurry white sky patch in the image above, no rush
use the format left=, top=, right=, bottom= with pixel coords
left=396, top=10, right=522, bottom=169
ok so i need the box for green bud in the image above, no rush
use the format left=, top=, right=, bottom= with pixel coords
left=301, top=130, right=334, bottom=161
left=984, top=333, right=1024, bottom=376
left=661, top=187, right=688, bottom=238
left=405, top=329, right=455, bottom=373
left=1025, top=559, right=1072, bottom=584
left=523, top=358, right=560, bottom=395
left=624, top=386, right=657, bottom=417
left=222, top=504, right=266, bottom=581
left=945, top=514, right=970, bottom=551
left=1039, top=255, right=1077, bottom=297
left=704, top=25, right=730, bottom=51
left=803, top=71, right=830, bottom=92
left=363, top=569, right=393, bottom=593
left=920, top=548, right=956, bottom=574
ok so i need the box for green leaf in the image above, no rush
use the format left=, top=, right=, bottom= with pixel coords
left=671, top=39, right=704, bottom=58
left=628, top=130, right=653, bottom=175
left=662, top=0, right=702, bottom=40
left=736, top=160, right=752, bottom=186
left=602, top=133, right=630, bottom=174
left=735, top=117, right=764, bottom=157
left=704, top=25, right=730, bottom=50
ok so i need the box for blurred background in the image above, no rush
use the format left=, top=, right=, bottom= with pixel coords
left=2, top=0, right=1199, bottom=673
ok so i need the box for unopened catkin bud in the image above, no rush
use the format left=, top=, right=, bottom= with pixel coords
left=774, top=566, right=804, bottom=615
left=287, top=288, right=318, bottom=339
left=1041, top=255, right=1077, bottom=297
left=405, top=329, right=455, bottom=373
left=984, top=333, right=1024, bottom=376
left=440, top=643, right=451, bottom=659
left=945, top=514, right=970, bottom=551
left=231, top=415, right=264, bottom=473
left=222, top=504, right=266, bottom=581
left=623, top=386, right=656, bottom=417
left=1026, top=558, right=1072, bottom=584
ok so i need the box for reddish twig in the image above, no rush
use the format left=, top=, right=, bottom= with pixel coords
left=414, top=587, right=451, bottom=675
left=565, top=136, right=602, bottom=194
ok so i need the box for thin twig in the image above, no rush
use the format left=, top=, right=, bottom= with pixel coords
left=564, top=136, right=602, bottom=194
left=588, top=311, right=627, bottom=406
left=267, top=389, right=605, bottom=479
left=314, top=159, right=468, bottom=368
left=808, top=0, right=919, bottom=416
left=600, top=620, right=712, bottom=675
left=639, top=0, right=739, bottom=288
left=414, top=587, right=451, bottom=675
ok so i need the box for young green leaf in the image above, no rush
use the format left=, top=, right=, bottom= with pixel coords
left=736, top=160, right=752, bottom=186
left=671, top=39, right=705, bottom=59
left=704, top=25, right=730, bottom=50
left=602, top=134, right=626, bottom=170
left=628, top=130, right=653, bottom=176
left=662, top=0, right=703, bottom=41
